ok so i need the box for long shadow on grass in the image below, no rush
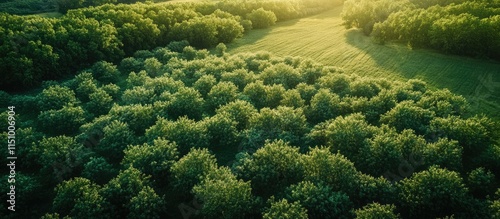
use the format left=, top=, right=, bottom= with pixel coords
left=344, top=29, right=500, bottom=118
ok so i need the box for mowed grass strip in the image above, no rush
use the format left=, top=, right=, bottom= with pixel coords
left=227, top=6, right=500, bottom=120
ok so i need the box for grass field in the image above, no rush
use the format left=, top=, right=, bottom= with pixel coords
left=227, top=6, right=500, bottom=120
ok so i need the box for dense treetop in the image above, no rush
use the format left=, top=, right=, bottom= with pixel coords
left=1, top=43, right=498, bottom=218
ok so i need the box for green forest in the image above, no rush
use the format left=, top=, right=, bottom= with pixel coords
left=1, top=0, right=500, bottom=218
left=342, top=0, right=500, bottom=59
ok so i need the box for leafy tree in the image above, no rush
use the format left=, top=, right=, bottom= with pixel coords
left=307, top=89, right=342, bottom=124
left=170, top=148, right=218, bottom=194
left=37, top=104, right=86, bottom=136
left=423, top=138, right=462, bottom=171
left=354, top=174, right=396, bottom=206
left=215, top=100, right=258, bottom=131
left=215, top=43, right=227, bottom=57
left=102, top=167, right=152, bottom=218
left=235, top=140, right=304, bottom=197
left=467, top=167, right=496, bottom=199
left=416, top=89, right=468, bottom=117
left=37, top=85, right=78, bottom=111
left=143, top=57, right=163, bottom=77
left=96, top=120, right=135, bottom=163
left=167, top=87, right=205, bottom=120
left=262, top=199, right=308, bottom=219
left=127, top=186, right=165, bottom=219
left=53, top=177, right=109, bottom=219
left=428, top=115, right=496, bottom=157
left=285, top=181, right=353, bottom=218
left=145, top=116, right=208, bottom=156
left=85, top=88, right=113, bottom=116
left=280, top=89, right=305, bottom=108
left=193, top=167, right=255, bottom=219
left=246, top=8, right=277, bottom=29
left=74, top=72, right=99, bottom=102
left=82, top=157, right=117, bottom=185
left=206, top=81, right=239, bottom=112
left=201, top=112, right=240, bottom=153
left=243, top=81, right=270, bottom=109
left=354, top=203, right=400, bottom=219
left=220, top=68, right=256, bottom=91
left=397, top=166, right=470, bottom=218
left=380, top=101, right=434, bottom=135
left=193, top=74, right=217, bottom=98
left=91, top=61, right=121, bottom=84
left=108, top=103, right=156, bottom=135
left=302, top=147, right=359, bottom=196
left=357, top=130, right=404, bottom=176
left=121, top=86, right=156, bottom=105
left=122, top=138, right=179, bottom=179
left=317, top=70, right=351, bottom=96
left=246, top=106, right=308, bottom=148
left=34, top=136, right=90, bottom=182
left=358, top=128, right=426, bottom=176
left=308, top=113, right=376, bottom=160
left=260, top=63, right=302, bottom=89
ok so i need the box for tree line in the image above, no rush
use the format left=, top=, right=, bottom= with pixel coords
left=0, top=0, right=342, bottom=91
left=0, top=43, right=498, bottom=218
left=342, top=0, right=500, bottom=60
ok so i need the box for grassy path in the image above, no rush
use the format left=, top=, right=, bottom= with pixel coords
left=227, top=6, right=500, bottom=119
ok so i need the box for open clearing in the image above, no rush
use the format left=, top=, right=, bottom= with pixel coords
left=227, top=6, right=500, bottom=120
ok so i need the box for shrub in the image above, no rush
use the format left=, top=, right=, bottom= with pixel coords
left=246, top=8, right=277, bottom=29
